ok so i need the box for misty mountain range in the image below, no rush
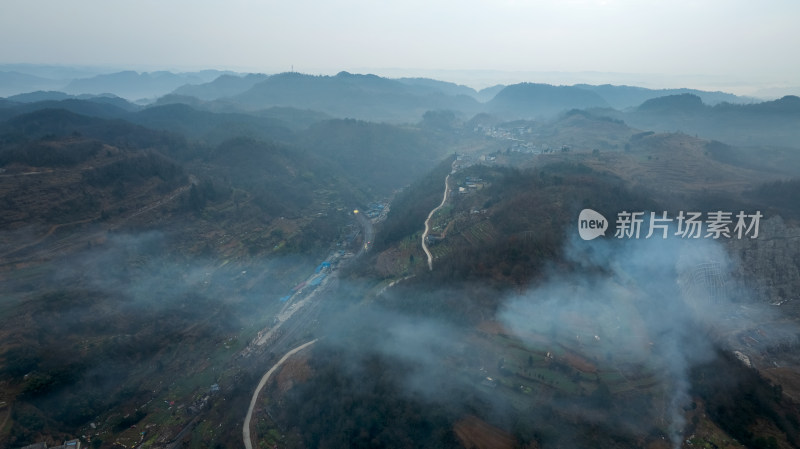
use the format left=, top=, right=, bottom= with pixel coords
left=0, top=67, right=229, bottom=100
left=3, top=68, right=799, bottom=148
left=0, top=67, right=761, bottom=111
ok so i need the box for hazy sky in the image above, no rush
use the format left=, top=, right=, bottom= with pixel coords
left=2, top=0, right=799, bottom=93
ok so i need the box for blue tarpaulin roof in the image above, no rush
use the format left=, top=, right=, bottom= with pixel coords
left=315, top=261, right=331, bottom=273
left=310, top=274, right=326, bottom=286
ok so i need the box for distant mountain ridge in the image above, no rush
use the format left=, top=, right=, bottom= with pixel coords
left=395, top=77, right=479, bottom=98
left=0, top=98, right=137, bottom=123
left=637, top=92, right=707, bottom=112
left=0, top=71, right=67, bottom=97
left=171, top=73, right=269, bottom=100
left=634, top=93, right=800, bottom=118
left=1, top=68, right=787, bottom=127
left=6, top=91, right=138, bottom=111
left=577, top=84, right=752, bottom=109
left=61, top=70, right=230, bottom=100
left=0, top=66, right=768, bottom=115
left=623, top=93, right=800, bottom=147
left=486, top=83, right=610, bottom=118
left=229, top=71, right=481, bottom=122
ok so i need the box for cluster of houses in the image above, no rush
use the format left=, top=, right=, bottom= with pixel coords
left=473, top=124, right=532, bottom=139
left=280, top=258, right=337, bottom=302
left=363, top=202, right=386, bottom=219
left=507, top=141, right=571, bottom=154
left=458, top=176, right=488, bottom=195
left=472, top=123, right=576, bottom=155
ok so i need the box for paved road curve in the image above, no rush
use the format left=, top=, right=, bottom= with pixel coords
left=243, top=339, right=318, bottom=449
left=421, top=173, right=451, bottom=270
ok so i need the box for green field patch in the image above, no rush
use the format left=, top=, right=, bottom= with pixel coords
left=430, top=242, right=453, bottom=260
left=462, top=221, right=496, bottom=246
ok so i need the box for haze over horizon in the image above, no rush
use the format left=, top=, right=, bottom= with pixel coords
left=2, top=0, right=799, bottom=97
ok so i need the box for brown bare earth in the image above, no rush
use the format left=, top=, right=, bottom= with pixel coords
left=560, top=352, right=598, bottom=374
left=476, top=320, right=507, bottom=335
left=376, top=247, right=403, bottom=277
left=761, top=367, right=800, bottom=403
left=275, top=352, right=313, bottom=394
left=454, top=415, right=522, bottom=449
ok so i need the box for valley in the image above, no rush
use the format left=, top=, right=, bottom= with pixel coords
left=1, top=71, right=800, bottom=449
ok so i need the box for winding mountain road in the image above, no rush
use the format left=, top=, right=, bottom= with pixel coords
left=243, top=339, right=318, bottom=449
left=421, top=173, right=451, bottom=270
